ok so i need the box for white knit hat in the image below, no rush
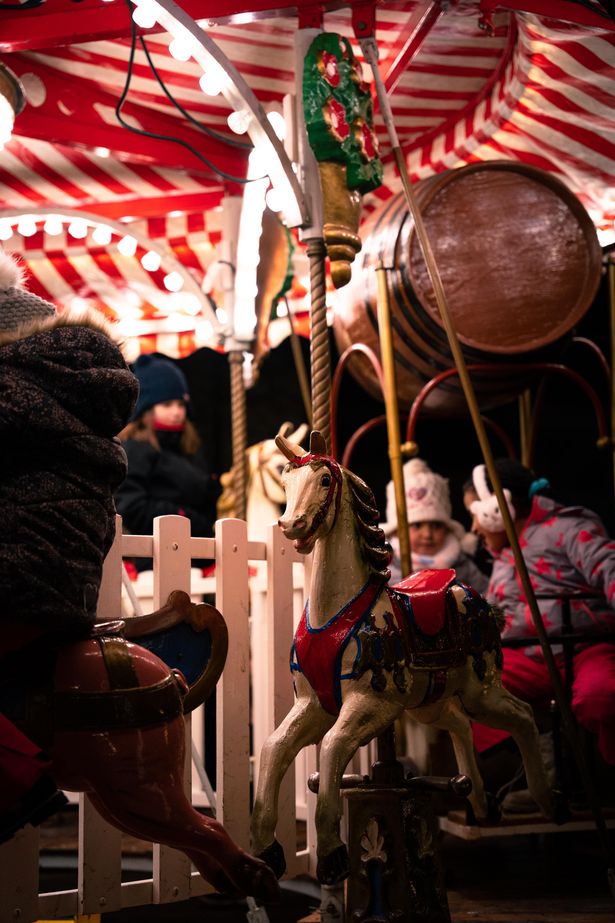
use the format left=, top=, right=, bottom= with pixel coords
left=382, top=458, right=464, bottom=539
left=0, top=251, right=56, bottom=333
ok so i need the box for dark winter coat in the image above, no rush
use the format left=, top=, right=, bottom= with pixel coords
left=0, top=313, right=138, bottom=640
left=115, top=432, right=219, bottom=568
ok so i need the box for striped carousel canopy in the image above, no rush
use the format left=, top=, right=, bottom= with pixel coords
left=0, top=0, right=613, bottom=357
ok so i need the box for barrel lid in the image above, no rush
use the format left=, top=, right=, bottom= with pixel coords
left=407, top=162, right=602, bottom=354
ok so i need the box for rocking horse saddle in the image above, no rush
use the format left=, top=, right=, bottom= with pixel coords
left=0, top=591, right=228, bottom=750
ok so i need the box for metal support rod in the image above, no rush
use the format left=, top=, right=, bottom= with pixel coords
left=518, top=388, right=533, bottom=468
left=306, top=236, right=332, bottom=450
left=286, top=301, right=313, bottom=426
left=609, top=257, right=615, bottom=510
left=376, top=264, right=411, bottom=576
left=362, top=34, right=615, bottom=889
left=229, top=350, right=248, bottom=522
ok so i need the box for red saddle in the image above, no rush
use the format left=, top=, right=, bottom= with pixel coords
left=389, top=568, right=457, bottom=636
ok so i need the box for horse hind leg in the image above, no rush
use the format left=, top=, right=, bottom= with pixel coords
left=428, top=700, right=495, bottom=824
left=464, top=686, right=556, bottom=820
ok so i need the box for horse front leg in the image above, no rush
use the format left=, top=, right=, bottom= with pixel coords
left=315, top=691, right=402, bottom=885
left=251, top=691, right=333, bottom=876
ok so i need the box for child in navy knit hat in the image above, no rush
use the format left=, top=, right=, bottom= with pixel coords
left=116, top=353, right=219, bottom=571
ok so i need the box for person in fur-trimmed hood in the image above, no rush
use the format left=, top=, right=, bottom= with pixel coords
left=0, top=251, right=138, bottom=840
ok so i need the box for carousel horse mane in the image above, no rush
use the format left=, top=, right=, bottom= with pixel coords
left=345, top=468, right=391, bottom=581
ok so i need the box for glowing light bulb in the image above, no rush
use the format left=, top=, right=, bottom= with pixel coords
left=227, top=110, right=250, bottom=135
left=163, top=271, right=184, bottom=292
left=199, top=68, right=224, bottom=97
left=169, top=36, right=192, bottom=62
left=267, top=110, right=287, bottom=141
left=92, top=224, right=113, bottom=246
left=0, top=220, right=13, bottom=241
left=141, top=250, right=161, bottom=272
left=182, top=293, right=202, bottom=315
left=117, top=235, right=138, bottom=256
left=43, top=216, right=64, bottom=236
left=17, top=216, right=37, bottom=237
left=132, top=3, right=157, bottom=28
left=194, top=320, right=213, bottom=344
left=68, top=219, right=88, bottom=239
left=94, top=146, right=111, bottom=158
left=265, top=187, right=284, bottom=213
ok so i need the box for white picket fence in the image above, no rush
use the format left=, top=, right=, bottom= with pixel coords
left=0, top=514, right=321, bottom=922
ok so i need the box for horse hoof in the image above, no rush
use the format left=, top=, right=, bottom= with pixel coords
left=242, top=861, right=281, bottom=904
left=550, top=789, right=571, bottom=825
left=257, top=839, right=287, bottom=880
left=317, top=844, right=350, bottom=885
left=465, top=792, right=501, bottom=827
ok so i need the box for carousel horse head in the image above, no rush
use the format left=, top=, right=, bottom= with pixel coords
left=252, top=432, right=564, bottom=887
left=5, top=592, right=279, bottom=903
left=275, top=429, right=390, bottom=576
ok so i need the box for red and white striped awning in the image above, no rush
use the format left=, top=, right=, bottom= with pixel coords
left=0, top=1, right=613, bottom=356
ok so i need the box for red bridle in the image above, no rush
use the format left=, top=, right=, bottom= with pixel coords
left=287, top=453, right=343, bottom=543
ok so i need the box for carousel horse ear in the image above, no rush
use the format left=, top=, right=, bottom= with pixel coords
left=277, top=421, right=294, bottom=439
left=275, top=433, right=307, bottom=460
left=309, top=431, right=328, bottom=455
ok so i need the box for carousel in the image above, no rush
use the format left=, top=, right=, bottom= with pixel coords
left=0, top=1, right=614, bottom=921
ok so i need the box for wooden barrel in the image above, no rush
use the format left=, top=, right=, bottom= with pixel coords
left=332, top=162, right=602, bottom=414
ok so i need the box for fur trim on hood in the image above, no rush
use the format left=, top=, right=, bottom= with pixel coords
left=0, top=307, right=123, bottom=350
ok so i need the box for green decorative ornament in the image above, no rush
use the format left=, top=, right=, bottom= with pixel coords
left=303, top=32, right=382, bottom=194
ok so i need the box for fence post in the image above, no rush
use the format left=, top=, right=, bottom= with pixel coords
left=215, top=518, right=251, bottom=850
left=152, top=515, right=193, bottom=904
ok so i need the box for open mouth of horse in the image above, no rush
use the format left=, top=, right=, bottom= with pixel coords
left=293, top=535, right=314, bottom=553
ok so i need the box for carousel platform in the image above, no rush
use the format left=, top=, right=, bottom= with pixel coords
left=36, top=807, right=614, bottom=922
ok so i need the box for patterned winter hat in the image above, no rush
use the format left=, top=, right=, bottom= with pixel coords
left=0, top=251, right=56, bottom=333
left=383, top=458, right=463, bottom=538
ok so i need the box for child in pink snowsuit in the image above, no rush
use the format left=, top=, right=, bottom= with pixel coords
left=465, top=458, right=615, bottom=769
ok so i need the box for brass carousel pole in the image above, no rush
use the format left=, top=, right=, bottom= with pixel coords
left=518, top=389, right=533, bottom=468
left=376, top=263, right=411, bottom=577
left=361, top=36, right=615, bottom=889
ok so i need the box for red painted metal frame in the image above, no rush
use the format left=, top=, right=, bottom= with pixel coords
left=9, top=54, right=249, bottom=181
left=479, top=0, right=615, bottom=31
left=380, top=1, right=444, bottom=94
left=1, top=0, right=612, bottom=53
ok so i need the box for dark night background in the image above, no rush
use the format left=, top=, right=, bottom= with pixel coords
left=176, top=258, right=614, bottom=537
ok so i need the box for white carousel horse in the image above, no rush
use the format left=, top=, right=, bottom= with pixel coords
left=251, top=431, right=560, bottom=886
left=245, top=422, right=309, bottom=541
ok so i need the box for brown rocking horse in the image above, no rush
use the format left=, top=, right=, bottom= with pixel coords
left=251, top=431, right=561, bottom=886
left=1, top=591, right=279, bottom=902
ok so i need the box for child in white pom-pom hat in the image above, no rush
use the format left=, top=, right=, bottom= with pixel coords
left=383, top=457, right=488, bottom=592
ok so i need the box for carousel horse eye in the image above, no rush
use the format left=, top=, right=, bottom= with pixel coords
left=321, top=473, right=331, bottom=488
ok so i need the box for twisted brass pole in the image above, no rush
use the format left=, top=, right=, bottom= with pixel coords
left=228, top=350, right=247, bottom=522
left=306, top=236, right=331, bottom=451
